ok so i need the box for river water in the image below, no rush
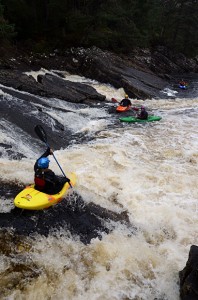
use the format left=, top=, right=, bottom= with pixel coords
left=0, top=70, right=197, bottom=299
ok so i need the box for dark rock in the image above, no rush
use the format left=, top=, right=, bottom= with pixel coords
left=37, top=74, right=43, bottom=83
left=0, top=181, right=134, bottom=244
left=0, top=46, right=197, bottom=101
left=0, top=70, right=43, bottom=95
left=0, top=144, right=26, bottom=159
left=61, top=47, right=197, bottom=99
left=0, top=143, right=12, bottom=149
left=39, top=73, right=105, bottom=103
left=0, top=69, right=105, bottom=104
left=63, top=47, right=168, bottom=99
left=179, top=245, right=198, bottom=300
left=150, top=47, right=198, bottom=75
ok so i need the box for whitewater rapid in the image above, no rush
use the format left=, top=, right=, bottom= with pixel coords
left=0, top=72, right=197, bottom=299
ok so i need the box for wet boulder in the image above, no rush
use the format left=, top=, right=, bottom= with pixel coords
left=37, top=73, right=105, bottom=103
left=61, top=46, right=197, bottom=99
left=150, top=46, right=198, bottom=75
left=179, top=245, right=198, bottom=300
left=0, top=70, right=43, bottom=95
left=0, top=70, right=105, bottom=104
left=63, top=47, right=168, bottom=99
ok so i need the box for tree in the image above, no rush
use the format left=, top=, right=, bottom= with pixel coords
left=160, top=0, right=198, bottom=56
left=0, top=1, right=15, bottom=41
left=0, top=0, right=197, bottom=56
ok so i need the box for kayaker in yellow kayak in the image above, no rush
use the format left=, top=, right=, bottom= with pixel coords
left=34, top=147, right=70, bottom=194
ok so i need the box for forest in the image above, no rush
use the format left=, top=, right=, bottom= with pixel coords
left=0, top=0, right=197, bottom=57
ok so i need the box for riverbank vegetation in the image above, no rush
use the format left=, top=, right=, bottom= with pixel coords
left=0, top=0, right=197, bottom=57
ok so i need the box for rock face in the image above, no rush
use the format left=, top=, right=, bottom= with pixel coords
left=61, top=47, right=168, bottom=99
left=0, top=46, right=197, bottom=101
left=150, top=46, right=198, bottom=75
left=179, top=245, right=198, bottom=300
left=0, top=70, right=105, bottom=104
left=37, top=73, right=105, bottom=103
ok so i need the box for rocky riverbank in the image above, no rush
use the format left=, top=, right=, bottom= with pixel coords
left=0, top=46, right=197, bottom=102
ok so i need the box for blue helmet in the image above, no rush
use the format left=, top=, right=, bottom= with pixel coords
left=37, top=157, right=50, bottom=168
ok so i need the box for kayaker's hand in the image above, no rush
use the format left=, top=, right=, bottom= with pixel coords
left=46, top=147, right=53, bottom=155
left=66, top=178, right=71, bottom=183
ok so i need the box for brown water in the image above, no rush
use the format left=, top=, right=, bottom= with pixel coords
left=0, top=77, right=197, bottom=299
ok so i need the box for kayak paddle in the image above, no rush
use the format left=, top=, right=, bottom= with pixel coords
left=112, top=97, right=118, bottom=103
left=34, top=125, right=72, bottom=188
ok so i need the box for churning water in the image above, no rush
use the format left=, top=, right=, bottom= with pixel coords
left=0, top=71, right=197, bottom=299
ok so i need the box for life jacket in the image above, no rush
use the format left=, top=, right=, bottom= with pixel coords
left=34, top=169, right=46, bottom=190
left=138, top=110, right=148, bottom=120
left=121, top=99, right=131, bottom=107
left=179, top=81, right=186, bottom=86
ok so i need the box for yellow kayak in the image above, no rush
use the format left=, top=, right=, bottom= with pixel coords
left=14, top=172, right=77, bottom=210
